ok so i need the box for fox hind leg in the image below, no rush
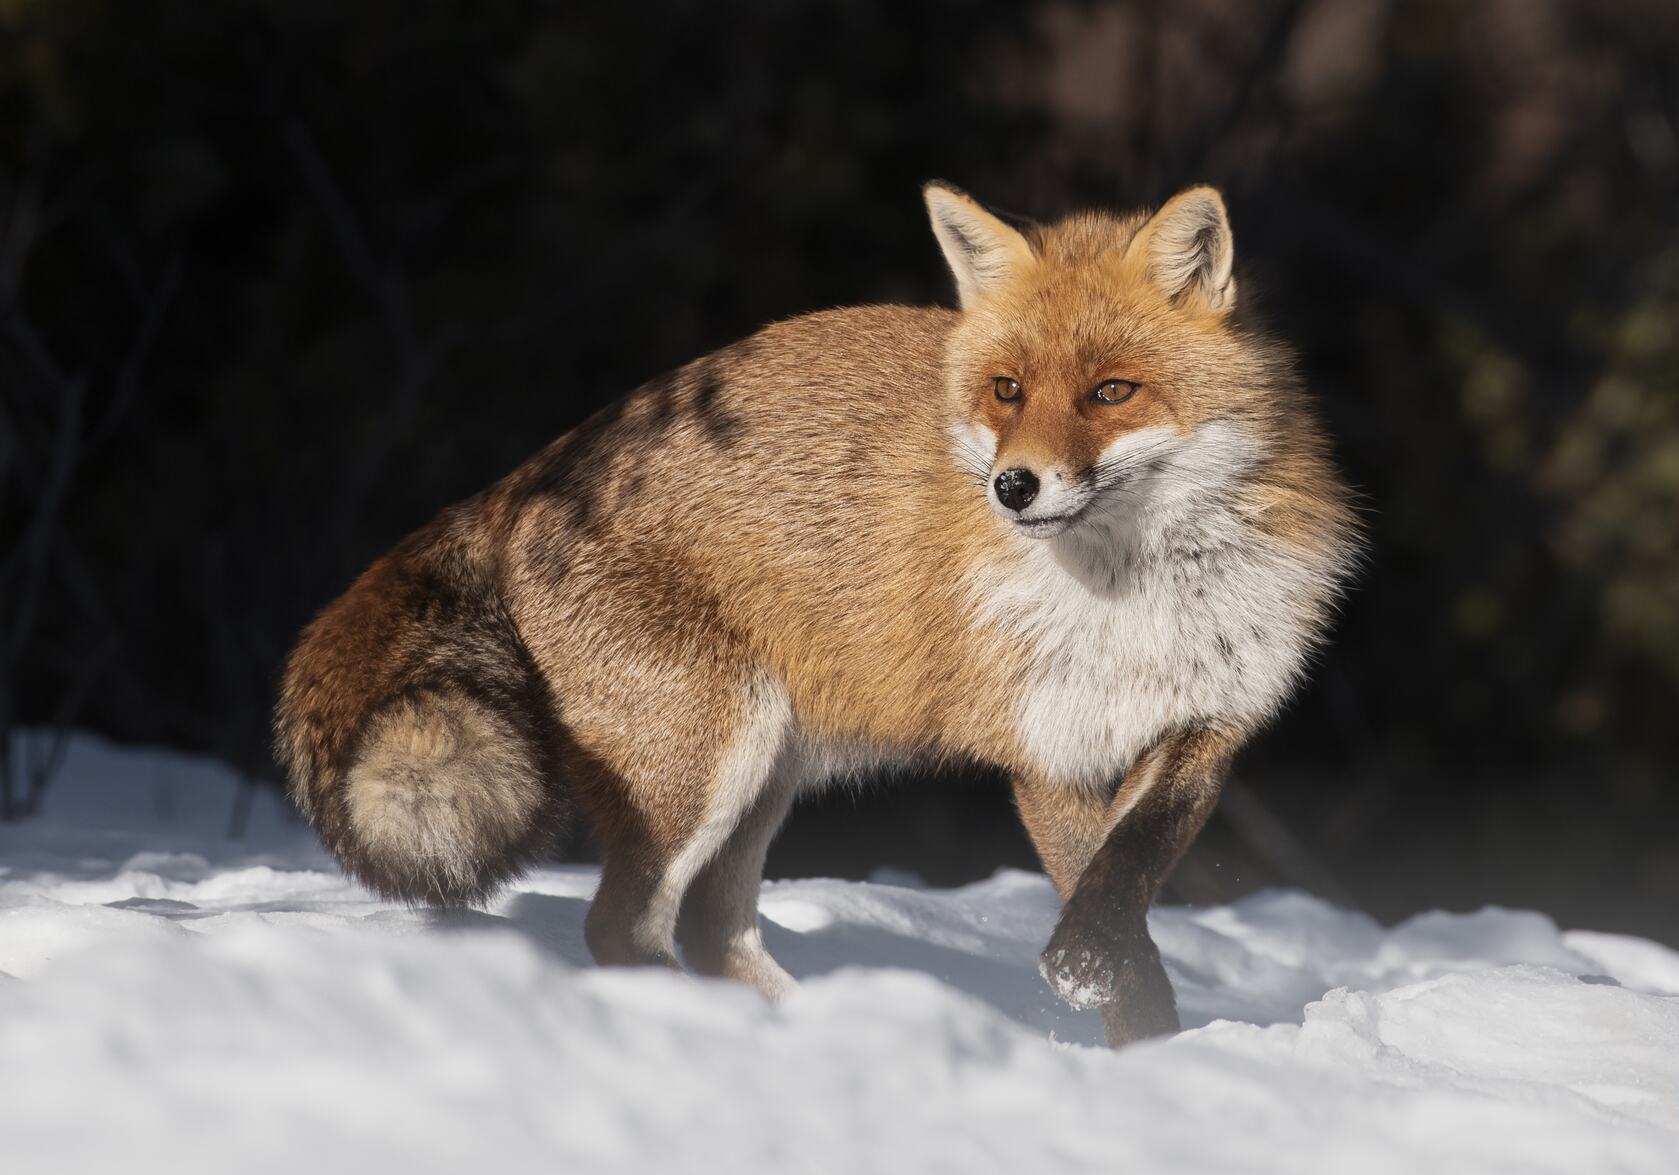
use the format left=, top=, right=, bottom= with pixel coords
left=583, top=669, right=793, bottom=977
left=676, top=772, right=799, bottom=999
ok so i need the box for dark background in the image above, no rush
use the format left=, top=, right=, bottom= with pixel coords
left=4, top=1, right=1676, bottom=942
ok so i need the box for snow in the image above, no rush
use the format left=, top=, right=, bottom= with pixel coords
left=2, top=732, right=1677, bottom=1174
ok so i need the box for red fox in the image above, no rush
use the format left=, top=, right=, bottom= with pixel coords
left=275, top=183, right=1357, bottom=1043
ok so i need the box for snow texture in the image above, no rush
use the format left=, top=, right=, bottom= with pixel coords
left=2, top=732, right=1676, bottom=1174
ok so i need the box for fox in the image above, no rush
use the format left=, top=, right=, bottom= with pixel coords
left=275, top=182, right=1358, bottom=1044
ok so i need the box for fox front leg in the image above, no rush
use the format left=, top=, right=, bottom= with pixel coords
left=1037, top=726, right=1242, bottom=1046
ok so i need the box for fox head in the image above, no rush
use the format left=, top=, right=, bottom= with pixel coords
left=926, top=181, right=1272, bottom=540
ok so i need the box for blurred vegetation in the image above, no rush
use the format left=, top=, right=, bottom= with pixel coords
left=2, top=1, right=1676, bottom=932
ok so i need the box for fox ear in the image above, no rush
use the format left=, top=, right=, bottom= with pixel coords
left=923, top=182, right=1035, bottom=309
left=1128, top=186, right=1237, bottom=314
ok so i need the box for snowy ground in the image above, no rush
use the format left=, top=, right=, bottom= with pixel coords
left=2, top=734, right=1677, bottom=1174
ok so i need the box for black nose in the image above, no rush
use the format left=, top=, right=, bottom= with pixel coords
left=993, top=468, right=1040, bottom=512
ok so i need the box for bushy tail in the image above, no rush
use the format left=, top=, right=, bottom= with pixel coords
left=275, top=521, right=569, bottom=907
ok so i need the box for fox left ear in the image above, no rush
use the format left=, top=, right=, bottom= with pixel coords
left=1128, top=186, right=1237, bottom=314
left=923, top=181, right=1036, bottom=309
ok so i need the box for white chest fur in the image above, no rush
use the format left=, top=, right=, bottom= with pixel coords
left=964, top=426, right=1325, bottom=787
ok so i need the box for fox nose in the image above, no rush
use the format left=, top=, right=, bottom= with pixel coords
left=993, top=468, right=1040, bottom=512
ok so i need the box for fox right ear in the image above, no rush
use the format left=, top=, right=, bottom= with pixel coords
left=1127, top=186, right=1237, bottom=314
left=923, top=182, right=1035, bottom=309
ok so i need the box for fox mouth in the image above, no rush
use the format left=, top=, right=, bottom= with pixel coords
left=1011, top=510, right=1083, bottom=538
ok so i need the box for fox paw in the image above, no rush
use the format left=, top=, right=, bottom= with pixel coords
left=1039, top=913, right=1181, bottom=1044
left=1039, top=943, right=1118, bottom=1010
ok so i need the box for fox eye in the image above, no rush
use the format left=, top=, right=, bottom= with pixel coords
left=993, top=377, right=1022, bottom=402
left=1092, top=379, right=1139, bottom=405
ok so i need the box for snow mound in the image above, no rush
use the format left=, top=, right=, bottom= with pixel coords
left=2, top=732, right=1676, bottom=1174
